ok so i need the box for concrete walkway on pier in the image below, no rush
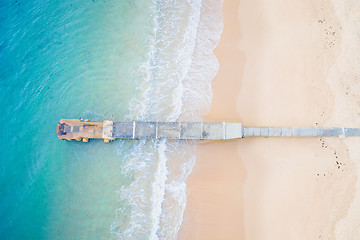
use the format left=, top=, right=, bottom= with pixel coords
left=56, top=119, right=360, bottom=142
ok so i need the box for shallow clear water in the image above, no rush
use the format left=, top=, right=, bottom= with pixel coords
left=0, top=0, right=222, bottom=239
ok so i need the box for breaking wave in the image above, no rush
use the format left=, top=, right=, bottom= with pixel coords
left=110, top=0, right=223, bottom=239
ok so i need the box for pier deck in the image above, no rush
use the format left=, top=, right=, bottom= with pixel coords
left=56, top=119, right=360, bottom=142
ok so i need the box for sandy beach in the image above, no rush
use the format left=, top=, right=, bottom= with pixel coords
left=179, top=0, right=360, bottom=239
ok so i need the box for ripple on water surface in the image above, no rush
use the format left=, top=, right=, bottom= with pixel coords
left=0, top=0, right=223, bottom=239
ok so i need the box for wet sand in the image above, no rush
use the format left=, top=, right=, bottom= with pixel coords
left=179, top=0, right=360, bottom=239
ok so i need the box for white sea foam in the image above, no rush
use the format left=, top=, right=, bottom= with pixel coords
left=110, top=0, right=223, bottom=239
left=110, top=140, right=169, bottom=239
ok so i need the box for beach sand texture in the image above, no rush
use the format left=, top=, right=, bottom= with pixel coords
left=179, top=0, right=360, bottom=239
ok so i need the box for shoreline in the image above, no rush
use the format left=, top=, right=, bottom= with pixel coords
left=179, top=1, right=245, bottom=238
left=179, top=0, right=359, bottom=239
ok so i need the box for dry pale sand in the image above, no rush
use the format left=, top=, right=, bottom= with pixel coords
left=179, top=0, right=360, bottom=239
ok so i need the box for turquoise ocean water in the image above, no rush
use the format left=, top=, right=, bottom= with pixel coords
left=0, top=0, right=222, bottom=239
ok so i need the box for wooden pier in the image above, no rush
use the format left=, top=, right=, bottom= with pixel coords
left=56, top=119, right=360, bottom=142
